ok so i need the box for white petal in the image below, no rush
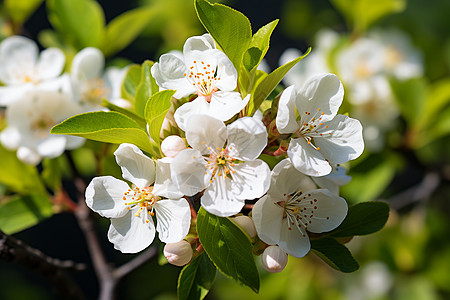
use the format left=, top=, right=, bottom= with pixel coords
left=231, top=160, right=271, bottom=201
left=252, top=195, right=284, bottom=246
left=183, top=35, right=215, bottom=53
left=287, top=137, right=332, bottom=176
left=185, top=114, right=227, bottom=154
left=305, top=189, right=348, bottom=233
left=214, top=50, right=238, bottom=92
left=107, top=211, right=155, bottom=253
left=0, top=126, right=21, bottom=150
left=36, top=136, right=66, bottom=158
left=208, top=92, right=249, bottom=122
left=36, top=48, right=65, bottom=80
left=0, top=36, right=38, bottom=85
left=71, top=47, right=104, bottom=81
left=174, top=97, right=210, bottom=131
left=278, top=220, right=311, bottom=258
left=270, top=158, right=316, bottom=197
left=276, top=86, right=299, bottom=134
left=85, top=176, right=129, bottom=218
left=312, top=165, right=351, bottom=196
left=114, top=143, right=156, bottom=188
left=153, top=157, right=184, bottom=199
left=171, top=149, right=209, bottom=196
left=65, top=136, right=85, bottom=150
left=297, top=73, right=344, bottom=124
left=315, top=114, right=364, bottom=164
left=0, top=85, right=29, bottom=106
left=16, top=146, right=41, bottom=166
left=201, top=176, right=244, bottom=217
left=154, top=199, right=191, bottom=243
left=227, top=116, right=267, bottom=161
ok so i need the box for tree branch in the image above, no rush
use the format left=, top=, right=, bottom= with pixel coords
left=0, top=229, right=85, bottom=300
left=113, top=246, right=158, bottom=279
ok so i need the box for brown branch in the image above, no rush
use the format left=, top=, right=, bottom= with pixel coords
left=0, top=229, right=85, bottom=300
left=113, top=246, right=158, bottom=279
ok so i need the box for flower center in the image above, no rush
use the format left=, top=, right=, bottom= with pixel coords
left=123, top=186, right=159, bottom=223
left=184, top=60, right=219, bottom=102
left=295, top=108, right=331, bottom=151
left=279, top=191, right=329, bottom=237
left=205, top=146, right=236, bottom=183
left=30, top=112, right=56, bottom=138
left=81, top=77, right=110, bottom=106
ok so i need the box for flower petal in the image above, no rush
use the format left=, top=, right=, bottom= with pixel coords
left=252, top=195, right=284, bottom=246
left=107, top=211, right=155, bottom=253
left=0, top=36, right=38, bottom=85
left=312, top=165, right=351, bottom=196
left=36, top=48, right=65, bottom=80
left=174, top=97, right=210, bottom=131
left=183, top=34, right=215, bottom=53
left=201, top=176, right=244, bottom=217
left=0, top=126, right=21, bottom=150
left=154, top=199, right=191, bottom=243
left=153, top=157, right=184, bottom=199
left=185, top=114, right=227, bottom=154
left=276, top=85, right=299, bottom=134
left=227, top=116, right=267, bottom=161
left=208, top=92, right=249, bottom=122
left=36, top=136, right=66, bottom=158
left=315, top=114, right=364, bottom=164
left=278, top=220, right=311, bottom=258
left=71, top=47, right=104, bottom=81
left=297, top=73, right=344, bottom=124
left=305, top=189, right=348, bottom=233
left=171, top=149, right=209, bottom=196
left=287, top=137, right=332, bottom=176
left=231, top=160, right=271, bottom=201
left=114, top=143, right=156, bottom=188
left=17, top=146, right=41, bottom=166
left=85, top=176, right=130, bottom=218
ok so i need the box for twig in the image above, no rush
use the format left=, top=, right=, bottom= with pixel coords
left=113, top=246, right=158, bottom=279
left=0, top=229, right=85, bottom=300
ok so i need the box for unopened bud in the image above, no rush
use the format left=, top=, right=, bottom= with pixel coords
left=232, top=215, right=256, bottom=239
left=161, top=135, right=186, bottom=158
left=261, top=245, right=288, bottom=273
left=163, top=240, right=193, bottom=266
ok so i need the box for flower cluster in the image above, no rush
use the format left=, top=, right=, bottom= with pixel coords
left=82, top=33, right=364, bottom=271
left=0, top=36, right=128, bottom=165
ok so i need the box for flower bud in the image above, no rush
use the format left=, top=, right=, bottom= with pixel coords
left=163, top=240, right=193, bottom=266
left=232, top=215, right=256, bottom=239
left=161, top=135, right=186, bottom=158
left=261, top=245, right=288, bottom=273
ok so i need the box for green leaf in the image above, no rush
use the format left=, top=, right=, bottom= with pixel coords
left=195, top=0, right=252, bottom=71
left=0, top=144, right=45, bottom=194
left=103, top=6, right=155, bottom=57
left=390, top=77, right=427, bottom=127
left=330, top=201, right=390, bottom=237
left=121, top=64, right=142, bottom=102
left=178, top=252, right=217, bottom=300
left=246, top=48, right=310, bottom=116
left=196, top=207, right=260, bottom=293
left=4, top=0, right=43, bottom=25
left=330, top=0, right=406, bottom=33
left=0, top=194, right=53, bottom=234
left=135, top=60, right=159, bottom=117
left=101, top=99, right=147, bottom=129
left=47, top=0, right=105, bottom=49
left=243, top=19, right=279, bottom=72
left=145, top=90, right=175, bottom=145
left=51, top=111, right=155, bottom=154
left=311, top=238, right=359, bottom=273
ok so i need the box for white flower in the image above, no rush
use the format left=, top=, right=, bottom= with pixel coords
left=171, top=114, right=271, bottom=217
left=276, top=73, right=364, bottom=176
left=161, top=135, right=186, bottom=158
left=0, top=89, right=84, bottom=165
left=261, top=245, right=288, bottom=273
left=71, top=47, right=129, bottom=110
left=0, top=36, right=66, bottom=106
left=85, top=143, right=191, bottom=253
left=151, top=34, right=249, bottom=131
left=253, top=158, right=348, bottom=258
left=164, top=240, right=193, bottom=266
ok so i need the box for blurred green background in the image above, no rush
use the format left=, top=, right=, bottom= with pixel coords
left=1, top=0, right=450, bottom=299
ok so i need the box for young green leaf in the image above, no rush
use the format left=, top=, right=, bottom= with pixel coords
left=47, top=0, right=105, bottom=49
left=144, top=90, right=175, bottom=145
left=0, top=194, right=53, bottom=234
left=246, top=48, right=310, bottom=116
left=121, top=64, right=142, bottom=102
left=330, top=201, right=390, bottom=237
left=178, top=252, right=217, bottom=300
left=103, top=7, right=155, bottom=57
left=194, top=0, right=252, bottom=71
left=0, top=145, right=45, bottom=195
left=51, top=111, right=155, bottom=154
left=4, top=0, right=43, bottom=25
left=135, top=60, right=159, bottom=117
left=196, top=207, right=260, bottom=293
left=311, top=238, right=359, bottom=273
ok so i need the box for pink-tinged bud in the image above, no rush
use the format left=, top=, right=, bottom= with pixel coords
left=161, top=135, right=186, bottom=158
left=163, top=240, right=193, bottom=266
left=232, top=215, right=256, bottom=239
left=261, top=245, right=288, bottom=273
